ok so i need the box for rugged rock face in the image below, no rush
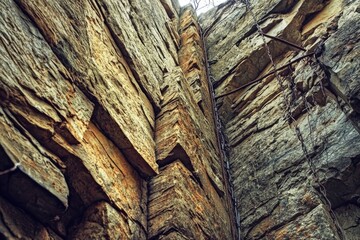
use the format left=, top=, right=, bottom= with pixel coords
left=0, top=0, right=233, bottom=239
left=1, top=0, right=359, bottom=239
left=201, top=0, right=360, bottom=239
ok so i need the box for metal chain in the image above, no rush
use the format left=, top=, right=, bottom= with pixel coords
left=299, top=66, right=347, bottom=239
left=242, top=0, right=346, bottom=239
left=210, top=75, right=242, bottom=240
left=243, top=0, right=293, bottom=122
left=200, top=23, right=242, bottom=239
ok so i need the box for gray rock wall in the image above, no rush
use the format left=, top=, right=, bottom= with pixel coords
left=201, top=0, right=360, bottom=239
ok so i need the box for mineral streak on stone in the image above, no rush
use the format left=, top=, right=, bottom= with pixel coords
left=1, top=0, right=359, bottom=239
left=201, top=0, right=360, bottom=239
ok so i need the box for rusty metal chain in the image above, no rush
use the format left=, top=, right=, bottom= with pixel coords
left=243, top=0, right=346, bottom=239
left=200, top=23, right=242, bottom=240
left=243, top=0, right=293, bottom=122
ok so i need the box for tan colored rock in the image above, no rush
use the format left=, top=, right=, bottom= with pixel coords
left=41, top=122, right=148, bottom=237
left=15, top=0, right=158, bottom=176
left=1, top=1, right=148, bottom=235
left=0, top=0, right=94, bottom=145
left=156, top=67, right=224, bottom=196
left=0, top=107, right=68, bottom=221
left=178, top=6, right=216, bottom=127
left=149, top=7, right=236, bottom=237
left=0, top=0, right=237, bottom=239
left=148, top=161, right=232, bottom=240
left=69, top=201, right=144, bottom=240
left=96, top=0, right=179, bottom=108
left=71, top=123, right=147, bottom=231
left=6, top=0, right=357, bottom=239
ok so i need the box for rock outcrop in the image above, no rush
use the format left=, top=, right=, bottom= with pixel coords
left=0, top=0, right=233, bottom=239
left=1, top=0, right=359, bottom=239
left=201, top=0, right=360, bottom=239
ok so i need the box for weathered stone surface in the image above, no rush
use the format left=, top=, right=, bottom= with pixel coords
left=242, top=185, right=323, bottom=239
left=0, top=107, right=68, bottom=221
left=202, top=0, right=360, bottom=239
left=178, top=6, right=215, bottom=123
left=96, top=0, right=179, bottom=107
left=268, top=204, right=340, bottom=239
left=0, top=197, right=62, bottom=240
left=151, top=66, right=234, bottom=238
left=69, top=201, right=145, bottom=240
left=156, top=67, right=224, bottom=196
left=1, top=0, right=236, bottom=237
left=0, top=0, right=94, bottom=145
left=83, top=123, right=145, bottom=203
left=335, top=204, right=360, bottom=240
left=201, top=0, right=328, bottom=95
left=161, top=0, right=181, bottom=19
left=15, top=0, right=158, bottom=176
left=2, top=0, right=358, bottom=239
left=63, top=123, right=148, bottom=236
left=148, top=161, right=232, bottom=240
left=1, top=1, right=149, bottom=237
left=321, top=1, right=360, bottom=113
left=31, top=121, right=148, bottom=238
left=149, top=6, right=235, bottom=238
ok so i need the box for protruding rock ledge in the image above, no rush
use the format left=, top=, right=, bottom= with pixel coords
left=148, top=161, right=232, bottom=240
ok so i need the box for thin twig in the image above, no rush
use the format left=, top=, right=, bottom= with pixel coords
left=0, top=162, right=21, bottom=175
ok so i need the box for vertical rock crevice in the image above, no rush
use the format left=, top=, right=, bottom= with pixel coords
left=147, top=5, right=235, bottom=239
left=1, top=0, right=359, bottom=239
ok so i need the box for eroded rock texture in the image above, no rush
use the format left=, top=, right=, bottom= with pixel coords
left=201, top=0, right=360, bottom=239
left=1, top=0, right=359, bottom=239
left=0, top=0, right=233, bottom=239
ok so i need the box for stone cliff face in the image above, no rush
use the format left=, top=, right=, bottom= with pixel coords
left=0, top=0, right=359, bottom=239
left=0, top=0, right=233, bottom=239
left=201, top=0, right=360, bottom=239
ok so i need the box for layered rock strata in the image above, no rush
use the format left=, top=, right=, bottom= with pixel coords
left=1, top=0, right=359, bottom=239
left=0, top=0, right=233, bottom=239
left=148, top=6, right=234, bottom=239
left=201, top=0, right=360, bottom=239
